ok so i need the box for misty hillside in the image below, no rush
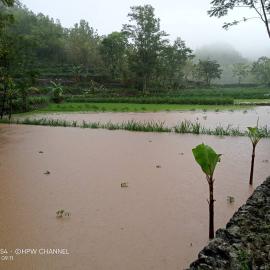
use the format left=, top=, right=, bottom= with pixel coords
left=195, top=43, right=253, bottom=84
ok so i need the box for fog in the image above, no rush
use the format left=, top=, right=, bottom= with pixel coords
left=22, top=0, right=270, bottom=59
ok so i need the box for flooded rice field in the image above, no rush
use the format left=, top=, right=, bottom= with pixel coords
left=24, top=106, right=270, bottom=130
left=0, top=124, right=269, bottom=270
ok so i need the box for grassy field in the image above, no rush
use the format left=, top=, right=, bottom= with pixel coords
left=32, top=102, right=251, bottom=113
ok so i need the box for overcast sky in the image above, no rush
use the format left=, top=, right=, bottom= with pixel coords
left=21, top=0, right=270, bottom=59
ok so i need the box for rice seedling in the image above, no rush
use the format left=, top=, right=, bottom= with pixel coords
left=174, top=120, right=192, bottom=133
left=230, top=127, right=242, bottom=136
left=3, top=118, right=269, bottom=138
left=191, top=122, right=201, bottom=134
left=212, top=125, right=230, bottom=137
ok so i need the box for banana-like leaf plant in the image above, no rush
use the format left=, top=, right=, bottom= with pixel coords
left=247, top=125, right=263, bottom=185
left=192, top=143, right=222, bottom=239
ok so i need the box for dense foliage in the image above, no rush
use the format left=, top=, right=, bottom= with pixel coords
left=0, top=1, right=269, bottom=117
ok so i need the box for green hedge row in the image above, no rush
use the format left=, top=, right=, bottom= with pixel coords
left=64, top=96, right=234, bottom=105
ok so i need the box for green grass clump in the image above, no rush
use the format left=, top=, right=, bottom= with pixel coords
left=2, top=118, right=269, bottom=138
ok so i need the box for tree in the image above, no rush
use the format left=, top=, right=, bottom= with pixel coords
left=208, top=0, right=270, bottom=39
left=0, top=0, right=16, bottom=118
left=71, top=65, right=84, bottom=82
left=6, top=77, right=16, bottom=120
left=232, top=63, right=250, bottom=84
left=247, top=125, right=263, bottom=185
left=100, top=32, right=128, bottom=80
left=156, top=37, right=193, bottom=89
left=1, top=0, right=14, bottom=6
left=0, top=0, right=15, bottom=30
left=123, top=5, right=168, bottom=92
left=192, top=143, right=222, bottom=239
left=194, top=59, right=222, bottom=85
left=67, top=20, right=101, bottom=72
left=251, top=57, right=270, bottom=85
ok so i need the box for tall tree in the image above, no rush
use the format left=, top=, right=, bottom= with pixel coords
left=0, top=0, right=15, bottom=118
left=252, top=57, right=270, bottom=85
left=1, top=0, right=14, bottom=6
left=100, top=32, right=128, bottom=80
left=194, top=59, right=222, bottom=85
left=67, top=20, right=101, bottom=73
left=232, top=63, right=250, bottom=84
left=156, top=38, right=193, bottom=89
left=208, top=0, right=270, bottom=39
left=123, top=5, right=168, bottom=92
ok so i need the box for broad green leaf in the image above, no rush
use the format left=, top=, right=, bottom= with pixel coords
left=247, top=126, right=263, bottom=146
left=192, top=143, right=221, bottom=177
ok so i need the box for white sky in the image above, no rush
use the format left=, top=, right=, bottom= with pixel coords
left=21, top=0, right=270, bottom=59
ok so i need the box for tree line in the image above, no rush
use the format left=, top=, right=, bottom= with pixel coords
left=1, top=1, right=270, bottom=117
left=0, top=1, right=232, bottom=92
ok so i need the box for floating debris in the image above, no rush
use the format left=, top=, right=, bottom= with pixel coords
left=56, top=209, right=71, bottom=218
left=44, top=170, right=50, bottom=175
left=262, top=159, right=269, bottom=163
left=227, top=196, right=235, bottom=203
left=121, top=182, right=128, bottom=188
left=38, top=151, right=44, bottom=154
left=179, top=152, right=184, bottom=156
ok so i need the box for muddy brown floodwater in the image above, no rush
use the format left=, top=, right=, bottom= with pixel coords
left=24, top=106, right=270, bottom=130
left=0, top=124, right=269, bottom=270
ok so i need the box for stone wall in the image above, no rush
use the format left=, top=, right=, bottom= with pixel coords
left=187, top=177, right=270, bottom=270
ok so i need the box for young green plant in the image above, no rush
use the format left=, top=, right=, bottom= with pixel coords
left=192, top=143, right=222, bottom=239
left=247, top=125, right=263, bottom=185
